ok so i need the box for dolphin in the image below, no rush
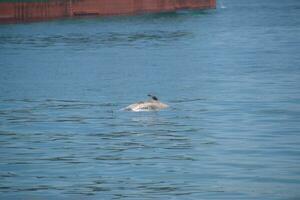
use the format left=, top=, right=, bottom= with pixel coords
left=123, top=95, right=169, bottom=112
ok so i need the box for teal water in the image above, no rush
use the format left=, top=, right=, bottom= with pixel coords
left=0, top=0, right=300, bottom=199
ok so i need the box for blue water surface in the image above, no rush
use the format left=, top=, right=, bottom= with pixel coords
left=0, top=0, right=300, bottom=199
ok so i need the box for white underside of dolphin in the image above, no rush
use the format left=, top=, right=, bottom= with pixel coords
left=122, top=95, right=169, bottom=112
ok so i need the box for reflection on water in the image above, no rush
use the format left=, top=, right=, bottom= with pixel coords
left=0, top=31, right=192, bottom=49
left=1, top=0, right=300, bottom=199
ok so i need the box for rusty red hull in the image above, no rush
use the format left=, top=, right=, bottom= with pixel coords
left=0, top=0, right=216, bottom=23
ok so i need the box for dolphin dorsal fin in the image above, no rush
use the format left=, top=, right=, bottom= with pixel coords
left=148, top=94, right=158, bottom=101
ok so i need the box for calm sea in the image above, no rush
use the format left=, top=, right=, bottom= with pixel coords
left=0, top=0, right=300, bottom=199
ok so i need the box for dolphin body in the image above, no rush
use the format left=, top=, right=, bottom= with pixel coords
left=123, top=95, right=169, bottom=112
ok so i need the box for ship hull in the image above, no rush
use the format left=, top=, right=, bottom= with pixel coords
left=0, top=0, right=216, bottom=23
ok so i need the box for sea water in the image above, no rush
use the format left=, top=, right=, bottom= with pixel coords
left=0, top=0, right=300, bottom=199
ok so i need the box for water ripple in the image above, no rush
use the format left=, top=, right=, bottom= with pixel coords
left=0, top=30, right=192, bottom=49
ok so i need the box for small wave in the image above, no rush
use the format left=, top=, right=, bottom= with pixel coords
left=39, top=156, right=79, bottom=162
left=169, top=98, right=205, bottom=103
left=54, top=117, right=85, bottom=123
left=17, top=185, right=56, bottom=192
left=0, top=131, right=17, bottom=136
left=0, top=30, right=192, bottom=49
left=0, top=172, right=18, bottom=178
